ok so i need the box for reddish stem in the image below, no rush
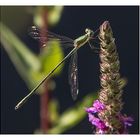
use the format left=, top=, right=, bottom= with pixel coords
left=40, top=83, right=51, bottom=132
left=39, top=7, right=50, bottom=133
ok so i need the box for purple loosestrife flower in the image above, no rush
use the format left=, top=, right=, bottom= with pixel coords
left=118, top=114, right=134, bottom=134
left=87, top=113, right=109, bottom=134
left=86, top=100, right=105, bottom=113
left=86, top=21, right=133, bottom=134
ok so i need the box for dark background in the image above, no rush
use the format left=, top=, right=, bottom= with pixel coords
left=1, top=6, right=139, bottom=134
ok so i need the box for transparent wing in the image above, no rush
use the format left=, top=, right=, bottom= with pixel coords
left=28, top=26, right=74, bottom=48
left=68, top=51, right=79, bottom=100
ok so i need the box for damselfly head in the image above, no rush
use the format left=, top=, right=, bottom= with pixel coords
left=85, top=28, right=94, bottom=38
left=31, top=26, right=37, bottom=30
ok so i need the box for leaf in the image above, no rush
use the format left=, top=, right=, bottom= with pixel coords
left=0, top=22, right=64, bottom=91
left=47, top=6, right=64, bottom=26
left=0, top=22, right=41, bottom=87
left=49, top=98, right=60, bottom=125
left=48, top=92, right=98, bottom=134
left=33, top=6, right=64, bottom=27
left=1, top=7, right=32, bottom=34
left=39, top=41, right=64, bottom=77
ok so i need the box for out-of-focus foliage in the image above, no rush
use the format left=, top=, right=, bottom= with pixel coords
left=1, top=6, right=64, bottom=90
left=34, top=6, right=64, bottom=27
left=1, top=7, right=32, bottom=34
left=0, top=6, right=63, bottom=34
left=39, top=41, right=64, bottom=77
left=48, top=92, right=98, bottom=134
left=0, top=22, right=40, bottom=87
left=0, top=22, right=64, bottom=91
left=49, top=98, right=60, bottom=124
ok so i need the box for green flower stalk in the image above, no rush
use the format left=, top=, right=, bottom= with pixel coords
left=86, top=21, right=133, bottom=134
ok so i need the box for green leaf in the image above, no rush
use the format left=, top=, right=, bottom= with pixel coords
left=0, top=22, right=41, bottom=87
left=34, top=6, right=64, bottom=27
left=47, top=6, right=64, bottom=26
left=39, top=41, right=64, bottom=77
left=48, top=92, right=98, bottom=134
left=1, top=7, right=32, bottom=34
left=0, top=22, right=64, bottom=92
left=49, top=98, right=60, bottom=125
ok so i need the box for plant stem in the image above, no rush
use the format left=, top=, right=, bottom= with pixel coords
left=39, top=7, right=51, bottom=133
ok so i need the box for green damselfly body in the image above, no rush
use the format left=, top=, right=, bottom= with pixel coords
left=15, top=26, right=96, bottom=110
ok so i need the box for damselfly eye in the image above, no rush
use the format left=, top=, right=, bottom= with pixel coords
left=31, top=26, right=37, bottom=30
left=85, top=28, right=90, bottom=33
left=85, top=28, right=94, bottom=38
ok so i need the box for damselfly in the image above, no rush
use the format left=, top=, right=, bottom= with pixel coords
left=15, top=26, right=97, bottom=110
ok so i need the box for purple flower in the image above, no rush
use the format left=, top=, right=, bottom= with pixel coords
left=87, top=113, right=108, bottom=133
left=118, top=114, right=134, bottom=133
left=93, top=100, right=105, bottom=111
left=88, top=113, right=95, bottom=122
left=121, top=115, right=134, bottom=127
left=86, top=21, right=134, bottom=134
left=86, top=100, right=105, bottom=114
left=91, top=117, right=106, bottom=130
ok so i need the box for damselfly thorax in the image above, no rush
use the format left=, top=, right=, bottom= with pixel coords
left=74, top=28, right=94, bottom=49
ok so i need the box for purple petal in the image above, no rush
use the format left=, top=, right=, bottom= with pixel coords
left=93, top=100, right=106, bottom=112
left=91, top=116, right=107, bottom=130
left=120, top=115, right=134, bottom=127
left=98, top=129, right=104, bottom=134
left=85, top=107, right=97, bottom=113
left=88, top=113, right=95, bottom=122
left=85, top=100, right=106, bottom=115
left=118, top=114, right=134, bottom=134
left=87, top=113, right=109, bottom=134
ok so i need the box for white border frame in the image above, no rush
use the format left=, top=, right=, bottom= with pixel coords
left=0, top=0, right=140, bottom=5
